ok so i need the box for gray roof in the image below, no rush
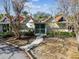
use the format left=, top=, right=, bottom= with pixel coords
left=0, top=16, right=10, bottom=24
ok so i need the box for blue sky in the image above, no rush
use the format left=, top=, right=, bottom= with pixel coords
left=0, top=0, right=58, bottom=15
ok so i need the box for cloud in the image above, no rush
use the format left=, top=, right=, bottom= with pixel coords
left=24, top=2, right=58, bottom=15
left=32, top=0, right=39, bottom=2
left=24, top=2, right=41, bottom=9
left=24, top=2, right=32, bottom=7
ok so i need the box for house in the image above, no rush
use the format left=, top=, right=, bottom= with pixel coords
left=44, top=15, right=65, bottom=33
left=0, top=15, right=25, bottom=33
left=25, top=15, right=69, bottom=36
left=0, top=16, right=10, bottom=32
left=26, top=15, right=52, bottom=36
left=51, top=15, right=72, bottom=32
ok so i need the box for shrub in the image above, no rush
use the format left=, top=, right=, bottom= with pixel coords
left=47, top=31, right=76, bottom=38
left=21, top=31, right=35, bottom=36
left=0, top=32, right=13, bottom=38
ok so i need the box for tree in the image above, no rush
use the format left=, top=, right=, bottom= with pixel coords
left=70, top=0, right=79, bottom=41
left=3, top=0, right=28, bottom=39
left=58, top=0, right=70, bottom=29
left=58, top=0, right=79, bottom=41
left=22, top=11, right=30, bottom=22
left=0, top=14, right=4, bottom=20
left=22, top=11, right=28, bottom=16
left=34, top=12, right=51, bottom=21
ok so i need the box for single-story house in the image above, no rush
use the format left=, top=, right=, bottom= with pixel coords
left=25, top=15, right=67, bottom=36
left=25, top=16, right=52, bottom=36
left=0, top=16, right=10, bottom=32
left=0, top=16, right=25, bottom=33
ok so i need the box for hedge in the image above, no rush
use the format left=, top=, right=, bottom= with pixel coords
left=47, top=31, right=76, bottom=38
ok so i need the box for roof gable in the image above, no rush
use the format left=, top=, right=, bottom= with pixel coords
left=55, top=16, right=65, bottom=22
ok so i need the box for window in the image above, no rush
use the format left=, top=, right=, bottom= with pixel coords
left=3, top=24, right=9, bottom=32
left=35, top=23, right=46, bottom=35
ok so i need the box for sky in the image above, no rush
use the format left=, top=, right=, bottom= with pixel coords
left=0, top=0, right=58, bottom=15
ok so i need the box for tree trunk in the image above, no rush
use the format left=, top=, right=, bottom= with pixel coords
left=72, top=15, right=79, bottom=42
left=15, top=14, right=21, bottom=39
left=14, top=26, right=21, bottom=39
left=8, top=15, right=21, bottom=39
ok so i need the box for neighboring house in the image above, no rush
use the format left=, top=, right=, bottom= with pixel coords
left=0, top=16, right=25, bottom=32
left=46, top=15, right=65, bottom=32
left=0, top=16, right=10, bottom=32
left=51, top=15, right=72, bottom=32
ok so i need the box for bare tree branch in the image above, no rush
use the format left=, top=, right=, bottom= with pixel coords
left=4, top=0, right=11, bottom=15
left=3, top=0, right=28, bottom=39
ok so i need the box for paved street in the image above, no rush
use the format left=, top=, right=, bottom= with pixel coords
left=0, top=43, right=29, bottom=59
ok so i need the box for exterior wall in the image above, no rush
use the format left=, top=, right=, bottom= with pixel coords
left=47, top=22, right=59, bottom=32
left=0, top=23, right=10, bottom=32
left=0, top=25, right=3, bottom=32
